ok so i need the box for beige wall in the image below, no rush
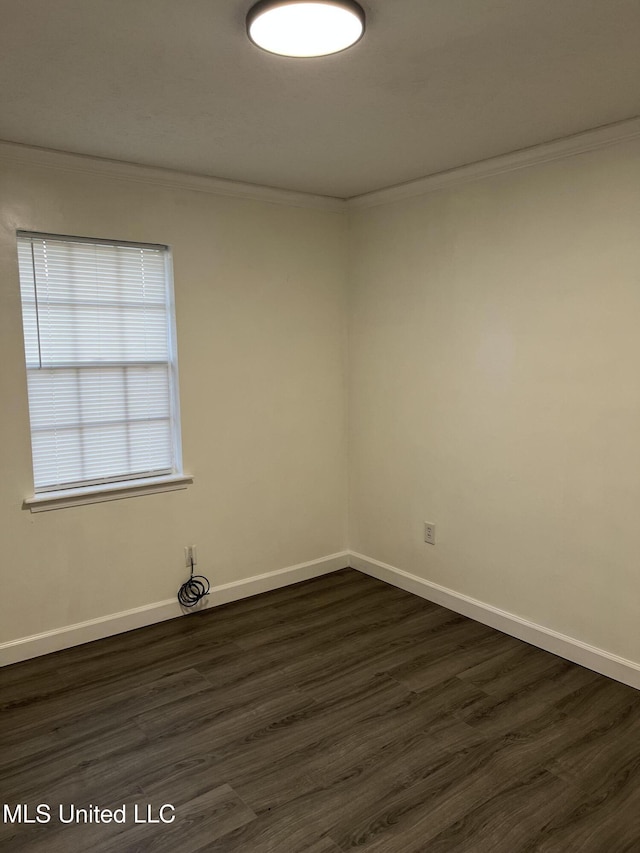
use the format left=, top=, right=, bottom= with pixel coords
left=3, top=134, right=640, bottom=667
left=349, top=139, right=640, bottom=663
left=0, top=159, right=348, bottom=645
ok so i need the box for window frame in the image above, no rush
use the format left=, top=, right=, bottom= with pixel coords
left=17, top=231, right=191, bottom=511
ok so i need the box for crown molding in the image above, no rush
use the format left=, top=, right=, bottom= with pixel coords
left=2, top=116, right=639, bottom=215
left=0, top=140, right=346, bottom=213
left=347, top=116, right=640, bottom=211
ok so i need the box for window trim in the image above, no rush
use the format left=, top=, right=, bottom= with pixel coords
left=24, top=473, right=194, bottom=512
left=17, top=230, right=185, bottom=499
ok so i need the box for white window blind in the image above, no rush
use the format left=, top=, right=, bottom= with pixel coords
left=17, top=232, right=183, bottom=493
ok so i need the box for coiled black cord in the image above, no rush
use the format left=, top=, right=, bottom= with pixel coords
left=178, top=558, right=210, bottom=607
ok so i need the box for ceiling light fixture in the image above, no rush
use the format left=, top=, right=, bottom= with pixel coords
left=247, top=0, right=365, bottom=58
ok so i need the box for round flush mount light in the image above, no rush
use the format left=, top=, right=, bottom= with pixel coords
left=247, top=0, right=366, bottom=58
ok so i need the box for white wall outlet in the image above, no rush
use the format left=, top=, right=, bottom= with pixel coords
left=184, top=545, right=198, bottom=567
left=424, top=523, right=436, bottom=545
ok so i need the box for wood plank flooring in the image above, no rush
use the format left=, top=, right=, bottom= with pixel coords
left=2, top=568, right=640, bottom=852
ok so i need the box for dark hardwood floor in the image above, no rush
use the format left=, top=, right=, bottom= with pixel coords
left=2, top=568, right=640, bottom=852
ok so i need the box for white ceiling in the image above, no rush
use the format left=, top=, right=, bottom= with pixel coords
left=1, top=0, right=640, bottom=198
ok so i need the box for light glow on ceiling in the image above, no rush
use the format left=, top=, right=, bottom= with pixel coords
left=247, top=1, right=366, bottom=58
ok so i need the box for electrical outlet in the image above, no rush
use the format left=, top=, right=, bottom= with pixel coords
left=184, top=545, right=198, bottom=567
left=424, top=523, right=436, bottom=545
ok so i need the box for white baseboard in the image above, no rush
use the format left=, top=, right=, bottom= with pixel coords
left=349, top=551, right=640, bottom=691
left=0, top=551, right=348, bottom=666
left=7, top=548, right=639, bottom=691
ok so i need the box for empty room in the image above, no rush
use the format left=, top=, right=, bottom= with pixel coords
left=1, top=1, right=640, bottom=850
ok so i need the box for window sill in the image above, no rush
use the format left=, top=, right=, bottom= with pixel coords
left=24, top=474, right=194, bottom=512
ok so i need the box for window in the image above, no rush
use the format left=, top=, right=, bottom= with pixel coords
left=17, top=232, right=187, bottom=508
